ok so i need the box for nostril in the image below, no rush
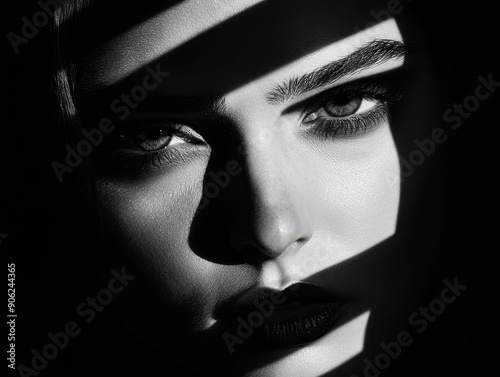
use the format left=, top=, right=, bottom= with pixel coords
left=296, top=236, right=309, bottom=244
left=237, top=237, right=290, bottom=261
left=231, top=210, right=313, bottom=262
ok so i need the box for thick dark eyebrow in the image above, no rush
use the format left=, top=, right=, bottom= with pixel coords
left=266, top=39, right=410, bottom=104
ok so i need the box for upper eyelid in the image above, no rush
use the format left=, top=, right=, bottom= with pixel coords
left=293, top=83, right=389, bottom=119
left=308, top=84, right=385, bottom=107
left=279, top=60, right=407, bottom=115
left=125, top=121, right=208, bottom=148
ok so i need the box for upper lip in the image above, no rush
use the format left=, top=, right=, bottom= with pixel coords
left=215, top=282, right=345, bottom=321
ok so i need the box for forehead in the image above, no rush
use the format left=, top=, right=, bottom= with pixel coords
left=77, top=0, right=403, bottom=95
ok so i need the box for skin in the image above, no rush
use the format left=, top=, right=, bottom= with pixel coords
left=74, top=1, right=431, bottom=376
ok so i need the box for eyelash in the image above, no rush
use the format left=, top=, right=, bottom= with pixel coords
left=301, top=83, right=401, bottom=139
left=109, top=123, right=205, bottom=173
left=110, top=144, right=198, bottom=173
left=309, top=104, right=389, bottom=139
left=109, top=82, right=401, bottom=172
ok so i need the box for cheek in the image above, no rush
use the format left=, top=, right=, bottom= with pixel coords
left=306, top=123, right=400, bottom=262
left=95, top=157, right=261, bottom=363
left=96, top=159, right=222, bottom=320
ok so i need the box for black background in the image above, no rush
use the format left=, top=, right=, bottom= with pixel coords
left=3, top=1, right=498, bottom=376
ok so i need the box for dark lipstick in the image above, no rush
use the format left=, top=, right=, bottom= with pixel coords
left=218, top=282, right=348, bottom=348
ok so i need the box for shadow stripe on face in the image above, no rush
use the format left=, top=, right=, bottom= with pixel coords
left=78, top=0, right=390, bottom=94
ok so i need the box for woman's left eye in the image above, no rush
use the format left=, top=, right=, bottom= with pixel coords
left=301, top=83, right=401, bottom=138
left=303, top=95, right=377, bottom=122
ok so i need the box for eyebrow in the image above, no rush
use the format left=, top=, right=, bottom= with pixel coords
left=266, top=39, right=410, bottom=104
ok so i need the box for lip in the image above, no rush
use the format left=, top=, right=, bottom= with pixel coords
left=216, top=282, right=348, bottom=348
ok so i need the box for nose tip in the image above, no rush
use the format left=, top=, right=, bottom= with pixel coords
left=231, top=202, right=312, bottom=261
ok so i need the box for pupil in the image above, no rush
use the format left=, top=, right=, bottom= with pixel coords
left=334, top=94, right=351, bottom=106
left=144, top=128, right=164, bottom=138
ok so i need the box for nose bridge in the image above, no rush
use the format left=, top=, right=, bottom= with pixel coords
left=246, top=138, right=290, bottom=203
left=230, top=135, right=312, bottom=260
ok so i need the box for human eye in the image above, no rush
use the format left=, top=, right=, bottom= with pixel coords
left=301, top=82, right=402, bottom=139
left=109, top=120, right=207, bottom=172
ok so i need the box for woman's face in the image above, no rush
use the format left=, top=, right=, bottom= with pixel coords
left=77, top=1, right=420, bottom=375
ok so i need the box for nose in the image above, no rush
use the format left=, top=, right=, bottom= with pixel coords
left=230, top=141, right=313, bottom=261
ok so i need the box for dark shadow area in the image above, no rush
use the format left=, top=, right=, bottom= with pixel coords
left=3, top=0, right=497, bottom=376
left=70, top=0, right=184, bottom=56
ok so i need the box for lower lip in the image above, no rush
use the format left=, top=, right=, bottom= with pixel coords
left=252, top=301, right=347, bottom=347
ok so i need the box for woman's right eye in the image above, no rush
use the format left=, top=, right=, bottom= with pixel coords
left=120, top=121, right=205, bottom=152
left=133, top=126, right=181, bottom=151
left=105, top=120, right=209, bottom=173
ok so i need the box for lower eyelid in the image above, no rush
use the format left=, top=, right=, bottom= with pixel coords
left=109, top=142, right=209, bottom=174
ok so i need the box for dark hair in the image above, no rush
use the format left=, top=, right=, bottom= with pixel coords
left=52, top=0, right=104, bottom=254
